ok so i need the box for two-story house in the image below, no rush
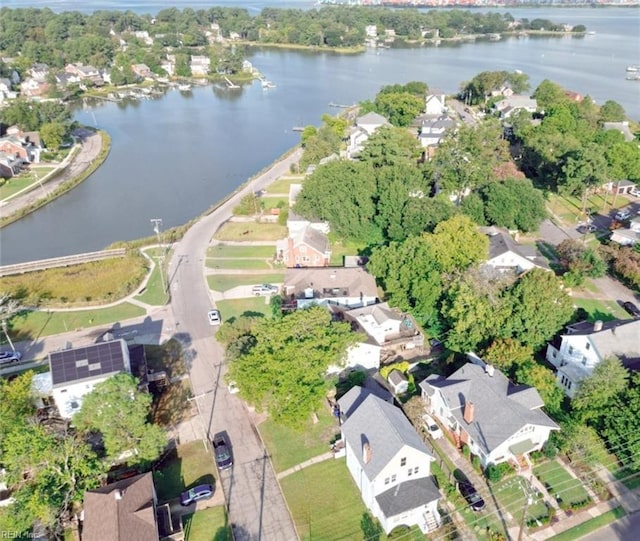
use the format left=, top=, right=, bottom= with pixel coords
left=546, top=319, right=640, bottom=398
left=338, top=386, right=441, bottom=534
left=481, top=227, right=550, bottom=274
left=65, top=63, right=104, bottom=86
left=494, top=95, right=537, bottom=118
left=131, top=63, right=154, bottom=80
left=346, top=112, right=390, bottom=159
left=419, top=359, right=558, bottom=469
left=190, top=55, right=211, bottom=77
left=425, top=89, right=446, bottom=116
left=610, top=216, right=640, bottom=246
left=276, top=210, right=331, bottom=268
left=418, top=116, right=455, bottom=150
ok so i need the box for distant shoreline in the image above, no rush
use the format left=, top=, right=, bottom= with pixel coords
left=317, top=1, right=639, bottom=8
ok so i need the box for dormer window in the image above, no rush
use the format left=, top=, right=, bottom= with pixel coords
left=400, top=457, right=406, bottom=467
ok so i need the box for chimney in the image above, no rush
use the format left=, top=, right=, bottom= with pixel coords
left=362, top=442, right=372, bottom=464
left=593, top=320, right=603, bottom=332
left=463, top=401, right=475, bottom=424
left=114, top=489, right=124, bottom=501
left=485, top=364, right=495, bottom=377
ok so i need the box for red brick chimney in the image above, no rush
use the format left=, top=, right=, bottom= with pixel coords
left=463, top=401, right=475, bottom=424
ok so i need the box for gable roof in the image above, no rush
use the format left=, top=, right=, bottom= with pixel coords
left=49, top=339, right=129, bottom=387
left=339, top=388, right=432, bottom=480
left=293, top=225, right=329, bottom=254
left=346, top=301, right=400, bottom=327
left=83, top=473, right=158, bottom=541
left=375, top=476, right=440, bottom=517
left=419, top=363, right=558, bottom=456
left=484, top=228, right=550, bottom=270
left=564, top=318, right=640, bottom=364
left=356, top=112, right=389, bottom=127
left=284, top=267, right=378, bottom=299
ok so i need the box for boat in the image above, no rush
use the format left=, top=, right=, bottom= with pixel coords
left=626, top=74, right=640, bottom=81
left=261, top=79, right=276, bottom=89
left=626, top=65, right=640, bottom=72
left=178, top=83, right=192, bottom=91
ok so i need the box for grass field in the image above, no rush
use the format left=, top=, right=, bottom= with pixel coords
left=207, top=273, right=284, bottom=292
left=207, top=245, right=276, bottom=258
left=259, top=402, right=340, bottom=473
left=266, top=176, right=304, bottom=194
left=572, top=297, right=630, bottom=322
left=183, top=506, right=232, bottom=541
left=547, top=193, right=631, bottom=227
left=0, top=166, right=57, bottom=200
left=328, top=239, right=369, bottom=267
left=153, top=441, right=216, bottom=502
left=216, top=297, right=272, bottom=321
left=547, top=506, right=625, bottom=541
left=206, top=259, right=274, bottom=270
left=491, top=476, right=549, bottom=527
left=213, top=222, right=287, bottom=241
left=6, top=303, right=146, bottom=344
left=260, top=197, right=288, bottom=211
left=534, top=461, right=591, bottom=510
left=135, top=248, right=170, bottom=306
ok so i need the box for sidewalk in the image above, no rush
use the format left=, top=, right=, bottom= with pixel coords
left=276, top=451, right=334, bottom=480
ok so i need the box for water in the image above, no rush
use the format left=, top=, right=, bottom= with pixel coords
left=1, top=5, right=639, bottom=264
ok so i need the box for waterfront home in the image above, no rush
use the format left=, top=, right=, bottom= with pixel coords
left=131, top=63, right=154, bottom=80
left=347, top=112, right=390, bottom=159
left=494, top=95, right=537, bottom=118
left=425, top=89, right=446, bottom=116
left=190, top=55, right=210, bottom=77
left=481, top=226, right=550, bottom=274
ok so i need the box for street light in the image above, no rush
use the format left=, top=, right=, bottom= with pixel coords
left=150, top=218, right=167, bottom=295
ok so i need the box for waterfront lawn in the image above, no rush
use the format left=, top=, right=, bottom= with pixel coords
left=207, top=245, right=276, bottom=258
left=534, top=461, right=591, bottom=510
left=213, top=222, right=287, bottom=241
left=183, top=506, right=232, bottom=541
left=135, top=248, right=170, bottom=306
left=571, top=297, right=630, bottom=322
left=205, top=258, right=273, bottom=270
left=207, top=272, right=284, bottom=292
left=547, top=506, right=625, bottom=541
left=0, top=166, right=57, bottom=200
left=153, top=441, right=216, bottom=502
left=259, top=402, right=339, bottom=473
left=7, top=303, right=146, bottom=345
left=280, top=459, right=370, bottom=541
left=216, top=298, right=271, bottom=322
left=266, top=176, right=304, bottom=194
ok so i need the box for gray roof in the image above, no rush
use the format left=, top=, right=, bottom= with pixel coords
left=346, top=302, right=399, bottom=326
left=419, top=363, right=558, bottom=456
left=49, top=339, right=128, bottom=387
left=420, top=116, right=455, bottom=130
left=485, top=229, right=550, bottom=270
left=339, top=388, right=431, bottom=480
left=338, top=379, right=393, bottom=419
left=571, top=319, right=640, bottom=364
left=356, top=112, right=390, bottom=126
left=284, top=267, right=378, bottom=299
left=296, top=226, right=329, bottom=254
left=375, top=476, right=440, bottom=517
left=389, top=369, right=408, bottom=386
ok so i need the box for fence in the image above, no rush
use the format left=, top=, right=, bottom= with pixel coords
left=0, top=248, right=127, bottom=277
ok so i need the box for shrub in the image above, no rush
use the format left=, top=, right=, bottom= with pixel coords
left=472, top=455, right=481, bottom=471
left=462, top=445, right=471, bottom=459
left=485, top=462, right=513, bottom=482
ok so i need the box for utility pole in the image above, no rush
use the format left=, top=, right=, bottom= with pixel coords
left=1, top=319, right=16, bottom=353
left=517, top=477, right=534, bottom=541
left=150, top=218, right=167, bottom=294
left=187, top=392, right=211, bottom=452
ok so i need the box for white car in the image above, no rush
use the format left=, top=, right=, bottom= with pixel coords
left=422, top=414, right=443, bottom=440
left=252, top=284, right=279, bottom=296
left=207, top=309, right=221, bottom=326
left=615, top=209, right=631, bottom=221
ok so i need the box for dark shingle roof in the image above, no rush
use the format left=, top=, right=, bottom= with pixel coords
left=83, top=472, right=158, bottom=541
left=49, top=339, right=129, bottom=387
left=375, top=476, right=440, bottom=516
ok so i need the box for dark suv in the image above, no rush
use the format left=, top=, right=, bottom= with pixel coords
left=212, top=433, right=233, bottom=470
left=459, top=480, right=485, bottom=511
left=622, top=301, right=640, bottom=318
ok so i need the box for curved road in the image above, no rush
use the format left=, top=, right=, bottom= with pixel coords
left=168, top=148, right=302, bottom=541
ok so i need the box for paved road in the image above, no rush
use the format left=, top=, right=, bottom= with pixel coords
left=0, top=129, right=102, bottom=219
left=168, top=148, right=302, bottom=541
left=580, top=510, right=640, bottom=541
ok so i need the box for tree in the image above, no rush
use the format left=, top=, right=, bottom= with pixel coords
left=480, top=178, right=547, bottom=232
left=358, top=126, right=422, bottom=168
left=429, top=215, right=489, bottom=274
left=556, top=239, right=606, bottom=282
left=227, top=306, right=357, bottom=428
left=482, top=338, right=533, bottom=373
left=557, top=424, right=610, bottom=468
left=532, top=79, right=568, bottom=110
left=73, top=373, right=166, bottom=464
left=515, top=361, right=564, bottom=414
left=572, top=357, right=629, bottom=421
left=560, top=143, right=609, bottom=217
left=373, top=91, right=424, bottom=127
left=598, top=100, right=626, bottom=123
left=40, top=121, right=67, bottom=150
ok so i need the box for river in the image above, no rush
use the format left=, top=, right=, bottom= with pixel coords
left=0, top=5, right=639, bottom=264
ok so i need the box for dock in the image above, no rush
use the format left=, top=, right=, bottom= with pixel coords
left=329, top=102, right=354, bottom=108
left=224, top=76, right=239, bottom=89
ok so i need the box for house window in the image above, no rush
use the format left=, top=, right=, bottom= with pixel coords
left=400, top=457, right=406, bottom=467
left=414, top=467, right=419, bottom=474
left=300, top=245, right=307, bottom=253
left=384, top=477, right=390, bottom=485
left=585, top=342, right=590, bottom=351
left=391, top=474, right=396, bottom=482
left=408, top=468, right=413, bottom=476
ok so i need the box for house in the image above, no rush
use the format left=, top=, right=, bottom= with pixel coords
left=425, top=89, right=446, bottom=116
left=0, top=132, right=43, bottom=164
left=604, top=179, right=637, bottom=196
left=338, top=386, right=441, bottom=534
left=602, top=121, right=634, bottom=143
left=277, top=225, right=331, bottom=268
left=82, top=473, right=160, bottom=541
left=388, top=370, right=409, bottom=395
left=563, top=90, right=584, bottom=102
left=131, top=64, right=153, bottom=80
left=418, top=116, right=455, bottom=149
left=285, top=210, right=330, bottom=236
left=283, top=267, right=378, bottom=310
left=481, top=227, right=550, bottom=274
left=610, top=216, right=640, bottom=246
left=365, top=25, right=378, bottom=38
left=346, top=112, right=390, bottom=159
left=65, top=63, right=104, bottom=86
left=0, top=152, right=23, bottom=178
left=29, top=63, right=49, bottom=82
left=419, top=359, right=559, bottom=469
left=20, top=77, right=49, bottom=98
left=546, top=319, right=640, bottom=398
left=132, top=30, right=154, bottom=45
left=48, top=339, right=132, bottom=418
left=190, top=55, right=211, bottom=77
left=494, top=95, right=537, bottom=118
left=490, top=85, right=514, bottom=98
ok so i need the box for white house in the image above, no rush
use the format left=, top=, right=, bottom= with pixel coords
left=494, top=95, right=537, bottom=118
left=338, top=387, right=441, bottom=534
left=546, top=319, right=640, bottom=398
left=346, top=112, right=390, bottom=159
left=610, top=216, right=640, bottom=246
left=419, top=359, right=559, bottom=469
left=190, top=55, right=210, bottom=77
left=48, top=339, right=131, bottom=418
left=425, top=89, right=446, bottom=116
left=418, top=116, right=455, bottom=149
left=481, top=227, right=550, bottom=274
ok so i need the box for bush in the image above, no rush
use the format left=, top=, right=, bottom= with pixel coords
left=462, top=445, right=471, bottom=459
left=472, top=455, right=481, bottom=471
left=485, top=462, right=513, bottom=482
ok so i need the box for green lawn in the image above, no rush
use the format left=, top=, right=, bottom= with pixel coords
left=328, top=238, right=369, bottom=267
left=547, top=506, right=625, bottom=541
left=0, top=167, right=57, bottom=200
left=135, top=248, right=170, bottom=306
left=183, top=506, right=232, bottom=541
left=572, top=298, right=630, bottom=322
left=8, top=303, right=146, bottom=344
left=213, top=222, right=287, bottom=241
left=216, top=298, right=272, bottom=322
left=547, top=193, right=630, bottom=228
left=266, top=176, right=303, bottom=194
left=259, top=403, right=340, bottom=473
left=206, top=258, right=274, bottom=270
left=260, top=197, right=288, bottom=211
left=208, top=273, right=284, bottom=292
left=280, top=459, right=372, bottom=541
left=492, top=476, right=549, bottom=527
left=153, top=441, right=216, bottom=502
left=207, top=245, right=276, bottom=258
left=534, top=461, right=591, bottom=510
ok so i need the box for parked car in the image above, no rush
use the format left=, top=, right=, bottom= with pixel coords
left=622, top=301, right=640, bottom=318
left=212, top=433, right=233, bottom=470
left=578, top=223, right=597, bottom=234
left=630, top=187, right=640, bottom=197
left=615, top=209, right=631, bottom=221
left=180, top=484, right=214, bottom=506
left=421, top=414, right=443, bottom=440
left=459, top=480, right=485, bottom=511
left=252, top=284, right=279, bottom=296
left=207, top=309, right=221, bottom=326
left=0, top=350, right=22, bottom=366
